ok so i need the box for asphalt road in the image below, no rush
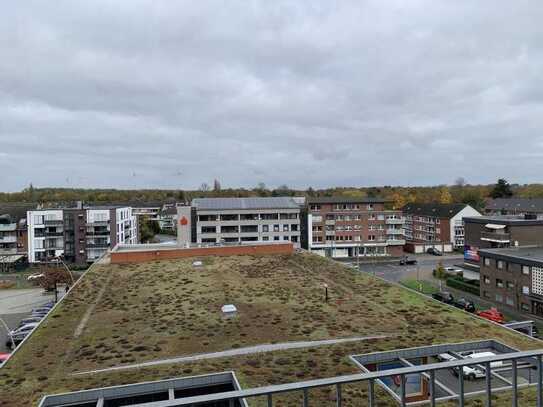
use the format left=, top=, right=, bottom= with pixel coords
left=0, top=288, right=56, bottom=353
left=352, top=254, right=464, bottom=283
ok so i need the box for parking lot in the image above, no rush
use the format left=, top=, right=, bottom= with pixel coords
left=0, top=288, right=58, bottom=353
left=350, top=254, right=465, bottom=283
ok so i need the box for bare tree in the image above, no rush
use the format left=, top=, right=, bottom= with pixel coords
left=454, top=177, right=466, bottom=187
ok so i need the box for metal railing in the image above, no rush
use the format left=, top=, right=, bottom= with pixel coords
left=123, top=350, right=543, bottom=407
left=481, top=232, right=511, bottom=242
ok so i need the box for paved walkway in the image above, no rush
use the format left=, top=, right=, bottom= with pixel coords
left=73, top=334, right=392, bottom=376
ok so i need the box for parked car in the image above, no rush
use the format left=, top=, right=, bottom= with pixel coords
left=31, top=311, right=49, bottom=318
left=453, top=298, right=476, bottom=313
left=31, top=307, right=51, bottom=314
left=9, top=323, right=39, bottom=337
left=432, top=291, right=454, bottom=304
left=399, top=257, right=417, bottom=265
left=18, top=317, right=43, bottom=327
left=27, top=273, right=44, bottom=281
left=444, top=267, right=463, bottom=274
left=427, top=248, right=443, bottom=256
left=0, top=353, right=10, bottom=366
left=452, top=352, right=503, bottom=380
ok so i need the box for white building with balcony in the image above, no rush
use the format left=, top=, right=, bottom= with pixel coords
left=191, top=197, right=301, bottom=248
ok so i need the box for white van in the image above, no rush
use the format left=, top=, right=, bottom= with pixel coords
left=454, top=352, right=503, bottom=380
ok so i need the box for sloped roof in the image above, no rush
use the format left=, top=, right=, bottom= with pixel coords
left=307, top=196, right=388, bottom=204
left=402, top=203, right=467, bottom=219
left=193, top=197, right=299, bottom=210
left=486, top=198, right=543, bottom=213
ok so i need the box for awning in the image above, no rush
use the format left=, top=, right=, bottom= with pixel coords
left=485, top=223, right=506, bottom=230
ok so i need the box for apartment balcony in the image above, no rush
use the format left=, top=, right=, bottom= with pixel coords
left=387, top=239, right=406, bottom=245
left=88, top=220, right=110, bottom=226
left=385, top=217, right=405, bottom=224
left=86, top=242, right=110, bottom=248
left=386, top=228, right=404, bottom=235
left=45, top=232, right=64, bottom=237
left=44, top=220, right=64, bottom=226
left=0, top=236, right=17, bottom=243
left=86, top=230, right=110, bottom=236
left=481, top=232, right=511, bottom=243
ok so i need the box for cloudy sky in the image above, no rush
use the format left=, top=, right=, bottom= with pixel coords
left=1, top=1, right=542, bottom=191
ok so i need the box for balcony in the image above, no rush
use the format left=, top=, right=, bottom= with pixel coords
left=45, top=232, right=64, bottom=237
left=44, top=219, right=64, bottom=226
left=481, top=232, right=510, bottom=243
left=386, top=217, right=405, bottom=224
left=387, top=239, right=406, bottom=245
left=386, top=228, right=404, bottom=235
left=86, top=242, right=110, bottom=248
left=86, top=229, right=110, bottom=236
left=0, top=236, right=17, bottom=243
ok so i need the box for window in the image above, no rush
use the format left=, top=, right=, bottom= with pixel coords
left=291, top=236, right=298, bottom=243
left=495, top=293, right=503, bottom=303
left=291, top=224, right=298, bottom=232
left=533, top=266, right=543, bottom=296
left=497, top=260, right=505, bottom=270
left=310, top=204, right=321, bottom=211
left=483, top=276, right=490, bottom=284
left=506, top=297, right=514, bottom=306
left=283, top=236, right=289, bottom=241
left=262, top=225, right=269, bottom=233
left=496, top=279, right=504, bottom=288
left=523, top=265, right=530, bottom=275
left=368, top=235, right=376, bottom=241
left=521, top=303, right=530, bottom=312
left=367, top=204, right=374, bottom=210
left=523, top=286, right=530, bottom=295
left=506, top=281, right=515, bottom=290
left=283, top=224, right=289, bottom=232
left=484, top=258, right=490, bottom=266
left=273, top=236, right=280, bottom=241
left=273, top=224, right=280, bottom=232
left=201, top=226, right=216, bottom=234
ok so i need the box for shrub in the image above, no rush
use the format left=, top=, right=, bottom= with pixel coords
left=446, top=277, right=480, bottom=296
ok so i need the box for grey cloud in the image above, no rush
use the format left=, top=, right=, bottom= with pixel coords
left=1, top=1, right=543, bottom=191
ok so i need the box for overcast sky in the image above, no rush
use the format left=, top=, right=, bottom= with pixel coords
left=1, top=1, right=542, bottom=192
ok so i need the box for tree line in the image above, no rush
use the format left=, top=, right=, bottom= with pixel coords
left=0, top=179, right=537, bottom=211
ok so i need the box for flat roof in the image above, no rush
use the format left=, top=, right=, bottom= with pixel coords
left=1, top=252, right=540, bottom=406
left=479, top=246, right=543, bottom=265
left=192, top=197, right=300, bottom=210
left=464, top=215, right=543, bottom=226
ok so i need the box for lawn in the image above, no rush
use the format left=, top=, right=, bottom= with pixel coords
left=0, top=252, right=541, bottom=406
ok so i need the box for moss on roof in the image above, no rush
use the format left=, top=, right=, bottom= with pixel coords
left=0, top=252, right=540, bottom=406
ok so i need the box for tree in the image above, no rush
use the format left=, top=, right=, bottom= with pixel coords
left=213, top=179, right=221, bottom=192
left=390, top=192, right=407, bottom=209
left=438, top=187, right=453, bottom=204
left=490, top=178, right=513, bottom=199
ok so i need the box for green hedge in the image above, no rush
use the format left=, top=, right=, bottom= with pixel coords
left=446, top=277, right=480, bottom=296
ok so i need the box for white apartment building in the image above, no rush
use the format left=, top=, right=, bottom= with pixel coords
left=191, top=197, right=301, bottom=247
left=28, top=206, right=137, bottom=264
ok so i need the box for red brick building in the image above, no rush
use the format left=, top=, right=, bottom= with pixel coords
left=306, top=197, right=405, bottom=258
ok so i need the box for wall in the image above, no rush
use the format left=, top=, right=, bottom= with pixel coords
left=111, top=243, right=294, bottom=264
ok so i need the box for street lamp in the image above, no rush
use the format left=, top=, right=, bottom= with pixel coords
left=54, top=256, right=75, bottom=286
left=323, top=283, right=329, bottom=303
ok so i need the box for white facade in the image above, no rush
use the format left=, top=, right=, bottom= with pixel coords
left=451, top=205, right=482, bottom=249
left=27, top=209, right=64, bottom=263
left=115, top=207, right=138, bottom=246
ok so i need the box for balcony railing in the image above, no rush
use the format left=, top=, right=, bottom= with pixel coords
left=387, top=239, right=406, bottom=245
left=481, top=232, right=511, bottom=242
left=385, top=217, right=405, bottom=224
left=386, top=228, right=404, bottom=235
left=44, top=220, right=63, bottom=226
left=0, top=236, right=17, bottom=243
left=86, top=242, right=110, bottom=248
